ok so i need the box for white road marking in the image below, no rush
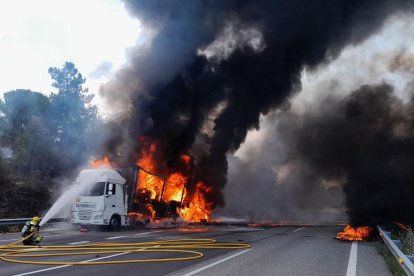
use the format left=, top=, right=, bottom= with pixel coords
left=13, top=245, right=160, bottom=276
left=44, top=233, right=80, bottom=238
left=105, top=235, right=127, bottom=240
left=346, top=241, right=358, bottom=276
left=293, top=227, right=305, bottom=232
left=223, top=228, right=263, bottom=232
left=13, top=264, right=71, bottom=276
left=135, top=230, right=164, bottom=235
left=12, top=253, right=128, bottom=276
left=182, top=249, right=251, bottom=276
left=0, top=238, right=24, bottom=242
left=68, top=241, right=90, bottom=245
left=82, top=252, right=129, bottom=262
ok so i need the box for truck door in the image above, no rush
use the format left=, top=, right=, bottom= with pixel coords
left=105, top=183, right=117, bottom=220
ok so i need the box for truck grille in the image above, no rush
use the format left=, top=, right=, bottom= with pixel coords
left=76, top=210, right=93, bottom=221
left=76, top=203, right=95, bottom=208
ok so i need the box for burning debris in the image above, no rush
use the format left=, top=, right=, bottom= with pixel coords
left=336, top=225, right=373, bottom=241
left=134, top=139, right=212, bottom=222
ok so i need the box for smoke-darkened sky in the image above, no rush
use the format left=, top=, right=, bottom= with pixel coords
left=99, top=0, right=414, bottom=225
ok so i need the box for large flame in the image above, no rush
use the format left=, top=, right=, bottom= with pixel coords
left=90, top=156, right=113, bottom=168
left=178, top=182, right=213, bottom=222
left=336, top=225, right=373, bottom=241
left=136, top=143, right=162, bottom=200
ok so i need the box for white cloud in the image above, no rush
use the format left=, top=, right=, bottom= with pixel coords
left=0, top=0, right=141, bottom=109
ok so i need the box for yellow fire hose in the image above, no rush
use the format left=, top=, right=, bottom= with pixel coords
left=0, top=233, right=250, bottom=266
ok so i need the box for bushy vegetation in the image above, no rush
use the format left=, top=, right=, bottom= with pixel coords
left=0, top=62, right=103, bottom=218
left=377, top=242, right=406, bottom=276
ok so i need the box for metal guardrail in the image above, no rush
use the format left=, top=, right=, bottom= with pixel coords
left=0, top=218, right=67, bottom=227
left=378, top=226, right=414, bottom=276
left=0, top=218, right=31, bottom=226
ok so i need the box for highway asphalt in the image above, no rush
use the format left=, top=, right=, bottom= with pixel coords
left=0, top=225, right=391, bottom=276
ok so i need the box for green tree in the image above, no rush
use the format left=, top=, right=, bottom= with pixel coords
left=0, top=89, right=58, bottom=175
left=48, top=62, right=101, bottom=170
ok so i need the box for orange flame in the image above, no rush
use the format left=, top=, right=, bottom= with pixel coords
left=394, top=221, right=412, bottom=232
left=178, top=182, right=213, bottom=222
left=90, top=156, right=113, bottom=168
left=336, top=225, right=373, bottom=241
left=136, top=143, right=162, bottom=200
left=165, top=173, right=187, bottom=202
left=135, top=140, right=212, bottom=222
left=181, top=154, right=191, bottom=167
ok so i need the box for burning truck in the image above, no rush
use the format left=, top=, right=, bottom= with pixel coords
left=71, top=150, right=213, bottom=228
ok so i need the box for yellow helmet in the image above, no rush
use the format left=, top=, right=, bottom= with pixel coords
left=31, top=216, right=40, bottom=225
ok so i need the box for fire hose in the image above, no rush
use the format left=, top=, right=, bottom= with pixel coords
left=0, top=234, right=250, bottom=266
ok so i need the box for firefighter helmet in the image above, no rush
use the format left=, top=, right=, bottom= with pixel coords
left=31, top=216, right=40, bottom=225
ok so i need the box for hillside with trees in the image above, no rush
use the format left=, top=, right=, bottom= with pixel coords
left=0, top=62, right=103, bottom=218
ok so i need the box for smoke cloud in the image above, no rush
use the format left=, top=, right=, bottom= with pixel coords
left=99, top=0, right=414, bottom=219
left=284, top=83, right=414, bottom=226
left=226, top=14, right=414, bottom=225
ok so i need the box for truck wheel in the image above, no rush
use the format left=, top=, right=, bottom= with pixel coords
left=109, top=215, right=121, bottom=230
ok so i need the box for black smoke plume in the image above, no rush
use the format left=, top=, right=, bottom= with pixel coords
left=101, top=0, right=412, bottom=211
left=285, top=83, right=414, bottom=226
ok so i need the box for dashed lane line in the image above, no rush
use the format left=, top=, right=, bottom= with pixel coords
left=68, top=241, right=90, bottom=245
left=346, top=241, right=358, bottom=276
left=135, top=230, right=165, bottom=235
left=182, top=249, right=251, bottom=276
left=105, top=236, right=127, bottom=240
left=293, top=227, right=306, bottom=232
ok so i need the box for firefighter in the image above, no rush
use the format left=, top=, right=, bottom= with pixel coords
left=21, top=216, right=43, bottom=245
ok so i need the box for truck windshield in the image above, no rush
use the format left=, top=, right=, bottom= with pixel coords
left=82, top=182, right=106, bottom=196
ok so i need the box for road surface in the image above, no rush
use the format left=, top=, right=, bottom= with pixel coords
left=0, top=225, right=391, bottom=276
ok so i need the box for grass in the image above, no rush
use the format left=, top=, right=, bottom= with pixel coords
left=0, top=225, right=21, bottom=233
left=377, top=241, right=406, bottom=276
left=398, top=231, right=414, bottom=256
left=378, top=224, right=414, bottom=276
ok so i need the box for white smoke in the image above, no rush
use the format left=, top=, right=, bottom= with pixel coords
left=40, top=172, right=98, bottom=226
left=198, top=21, right=265, bottom=61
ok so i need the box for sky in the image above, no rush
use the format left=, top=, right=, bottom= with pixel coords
left=0, top=0, right=141, bottom=108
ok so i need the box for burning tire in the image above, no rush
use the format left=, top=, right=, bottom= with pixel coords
left=109, top=215, right=121, bottom=230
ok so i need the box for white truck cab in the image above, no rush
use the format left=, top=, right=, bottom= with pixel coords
left=71, top=169, right=129, bottom=228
